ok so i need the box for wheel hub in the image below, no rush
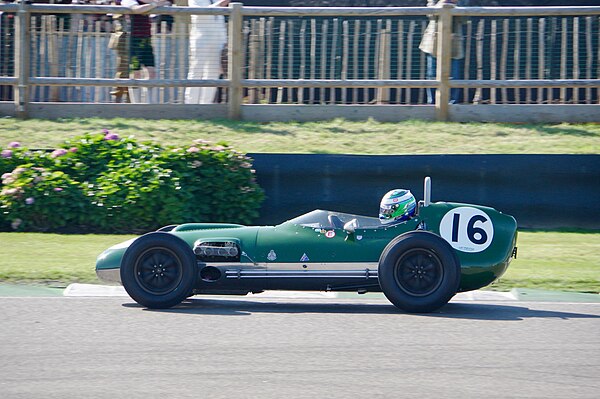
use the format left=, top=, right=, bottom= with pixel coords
left=394, top=248, right=444, bottom=297
left=134, top=247, right=184, bottom=295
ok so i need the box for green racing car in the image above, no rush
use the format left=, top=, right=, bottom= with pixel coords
left=96, top=178, right=518, bottom=313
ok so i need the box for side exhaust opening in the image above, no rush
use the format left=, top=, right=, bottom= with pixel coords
left=200, top=266, right=222, bottom=282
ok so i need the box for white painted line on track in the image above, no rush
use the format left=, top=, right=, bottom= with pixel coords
left=63, top=283, right=128, bottom=297
left=453, top=290, right=517, bottom=301
left=63, top=283, right=518, bottom=301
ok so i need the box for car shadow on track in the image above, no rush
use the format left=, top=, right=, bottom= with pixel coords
left=122, top=298, right=600, bottom=321
left=428, top=302, right=600, bottom=321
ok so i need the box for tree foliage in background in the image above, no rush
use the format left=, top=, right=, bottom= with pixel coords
left=0, top=132, right=264, bottom=233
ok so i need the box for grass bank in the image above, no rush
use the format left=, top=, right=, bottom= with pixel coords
left=0, top=233, right=135, bottom=285
left=1, top=118, right=599, bottom=154
left=0, top=231, right=598, bottom=293
left=488, top=230, right=600, bottom=293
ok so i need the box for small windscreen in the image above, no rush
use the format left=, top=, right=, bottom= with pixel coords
left=287, top=210, right=382, bottom=229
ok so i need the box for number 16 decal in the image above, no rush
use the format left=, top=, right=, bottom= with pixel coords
left=440, top=207, right=494, bottom=253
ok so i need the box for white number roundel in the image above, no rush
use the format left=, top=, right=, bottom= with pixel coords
left=439, top=207, right=494, bottom=253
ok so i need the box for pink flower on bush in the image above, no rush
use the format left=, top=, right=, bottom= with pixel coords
left=69, top=147, right=77, bottom=153
left=240, top=162, right=252, bottom=169
left=51, top=148, right=68, bottom=158
left=13, top=167, right=26, bottom=175
left=1, top=149, right=12, bottom=158
left=53, top=187, right=63, bottom=192
left=1, top=187, right=22, bottom=197
left=8, top=141, right=21, bottom=148
left=187, top=146, right=200, bottom=153
left=25, top=197, right=35, bottom=205
left=104, top=132, right=120, bottom=141
left=1, top=174, right=15, bottom=185
left=11, top=218, right=22, bottom=230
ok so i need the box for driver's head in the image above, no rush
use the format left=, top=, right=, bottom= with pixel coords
left=379, top=189, right=416, bottom=224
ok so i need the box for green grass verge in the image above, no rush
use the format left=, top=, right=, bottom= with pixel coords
left=0, top=231, right=598, bottom=292
left=0, top=233, right=135, bottom=287
left=489, top=231, right=600, bottom=293
left=1, top=118, right=600, bottom=154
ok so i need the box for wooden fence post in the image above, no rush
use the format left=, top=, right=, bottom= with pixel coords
left=228, top=2, right=243, bottom=120
left=435, top=2, right=454, bottom=121
left=14, top=0, right=30, bottom=119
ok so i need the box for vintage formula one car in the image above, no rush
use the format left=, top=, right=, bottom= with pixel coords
left=96, top=178, right=517, bottom=313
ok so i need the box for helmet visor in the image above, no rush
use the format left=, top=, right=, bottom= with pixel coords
left=379, top=203, right=399, bottom=217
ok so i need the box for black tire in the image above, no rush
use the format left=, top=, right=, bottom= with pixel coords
left=378, top=231, right=460, bottom=313
left=120, top=232, right=197, bottom=309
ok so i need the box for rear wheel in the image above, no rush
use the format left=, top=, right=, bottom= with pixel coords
left=120, top=232, right=197, bottom=309
left=378, top=231, right=460, bottom=313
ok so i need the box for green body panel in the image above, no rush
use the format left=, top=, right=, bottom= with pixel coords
left=252, top=220, right=420, bottom=264
left=418, top=203, right=517, bottom=291
left=96, top=202, right=517, bottom=292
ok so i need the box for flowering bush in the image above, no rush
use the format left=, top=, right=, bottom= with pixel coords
left=91, top=163, right=190, bottom=232
left=0, top=132, right=264, bottom=233
left=0, top=142, right=54, bottom=230
left=160, top=140, right=264, bottom=223
left=51, top=131, right=161, bottom=184
left=0, top=142, right=47, bottom=176
left=0, top=166, right=90, bottom=231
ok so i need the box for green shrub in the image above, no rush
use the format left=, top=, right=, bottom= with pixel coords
left=53, top=131, right=162, bottom=184
left=91, top=162, right=190, bottom=233
left=0, top=132, right=264, bottom=233
left=0, top=142, right=49, bottom=175
left=1, top=142, right=51, bottom=230
left=0, top=166, right=91, bottom=232
left=160, top=141, right=264, bottom=224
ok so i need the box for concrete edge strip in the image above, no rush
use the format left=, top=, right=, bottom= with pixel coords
left=62, top=283, right=520, bottom=301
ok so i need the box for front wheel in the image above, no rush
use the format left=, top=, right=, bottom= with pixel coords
left=378, top=231, right=460, bottom=313
left=120, top=232, right=197, bottom=309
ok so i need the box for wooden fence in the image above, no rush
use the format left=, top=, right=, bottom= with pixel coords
left=0, top=3, right=599, bottom=121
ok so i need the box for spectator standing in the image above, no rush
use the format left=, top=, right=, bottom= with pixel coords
left=109, top=0, right=130, bottom=102
left=121, top=0, right=168, bottom=103
left=185, top=0, right=229, bottom=104
left=419, top=0, right=469, bottom=104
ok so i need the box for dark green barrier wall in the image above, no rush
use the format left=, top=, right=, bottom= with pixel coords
left=250, top=154, right=600, bottom=229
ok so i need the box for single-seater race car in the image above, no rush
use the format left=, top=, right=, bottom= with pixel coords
left=96, top=177, right=517, bottom=313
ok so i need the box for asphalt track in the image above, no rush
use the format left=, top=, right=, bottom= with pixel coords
left=1, top=294, right=599, bottom=399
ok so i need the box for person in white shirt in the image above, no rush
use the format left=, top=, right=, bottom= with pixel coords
left=185, top=0, right=230, bottom=104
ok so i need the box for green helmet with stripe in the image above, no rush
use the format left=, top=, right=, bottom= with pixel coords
left=379, top=189, right=417, bottom=224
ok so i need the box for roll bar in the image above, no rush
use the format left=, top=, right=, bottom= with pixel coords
left=423, top=176, right=431, bottom=207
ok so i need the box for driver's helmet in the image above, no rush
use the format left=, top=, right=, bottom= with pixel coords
left=379, top=189, right=417, bottom=224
